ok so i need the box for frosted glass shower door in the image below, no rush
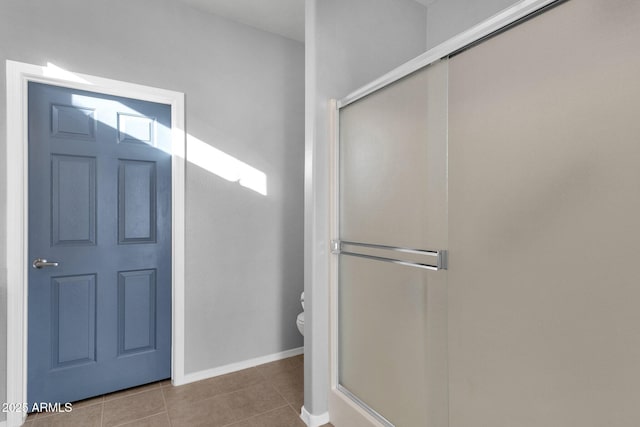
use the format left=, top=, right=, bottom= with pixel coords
left=335, top=60, right=448, bottom=427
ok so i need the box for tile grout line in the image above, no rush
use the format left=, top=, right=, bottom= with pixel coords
left=287, top=402, right=302, bottom=418
left=268, top=376, right=293, bottom=408
left=104, top=386, right=166, bottom=427
left=164, top=368, right=271, bottom=410
left=160, top=380, right=173, bottom=427
left=223, top=380, right=282, bottom=424
left=111, top=410, right=168, bottom=427
left=103, top=382, right=163, bottom=403
left=213, top=369, right=296, bottom=426
left=265, top=365, right=304, bottom=410
left=264, top=367, right=305, bottom=421
left=219, top=404, right=292, bottom=427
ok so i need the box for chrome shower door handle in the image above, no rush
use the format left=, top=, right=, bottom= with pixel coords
left=332, top=240, right=448, bottom=271
left=32, top=258, right=59, bottom=269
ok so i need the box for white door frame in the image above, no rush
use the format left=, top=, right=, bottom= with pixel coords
left=5, top=60, right=186, bottom=427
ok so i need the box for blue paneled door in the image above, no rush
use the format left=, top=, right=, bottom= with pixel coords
left=27, top=83, right=172, bottom=405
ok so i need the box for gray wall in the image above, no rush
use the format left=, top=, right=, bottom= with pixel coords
left=0, top=0, right=304, bottom=416
left=426, top=0, right=519, bottom=48
left=304, top=0, right=428, bottom=417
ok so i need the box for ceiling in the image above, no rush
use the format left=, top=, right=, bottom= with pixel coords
left=179, top=0, right=436, bottom=42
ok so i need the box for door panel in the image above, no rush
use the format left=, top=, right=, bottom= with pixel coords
left=51, top=155, right=97, bottom=245
left=51, top=104, right=96, bottom=140
left=118, top=160, right=157, bottom=243
left=448, top=0, right=640, bottom=425
left=28, top=83, right=172, bottom=405
left=335, top=60, right=449, bottom=427
left=118, top=269, right=157, bottom=354
left=52, top=275, right=97, bottom=368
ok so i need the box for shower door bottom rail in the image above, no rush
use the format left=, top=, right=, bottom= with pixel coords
left=336, top=384, right=395, bottom=427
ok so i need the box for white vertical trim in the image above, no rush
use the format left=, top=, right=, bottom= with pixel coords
left=5, top=60, right=186, bottom=427
left=304, top=0, right=331, bottom=419
left=5, top=58, right=29, bottom=427
left=328, top=99, right=339, bottom=392
left=170, top=84, right=187, bottom=387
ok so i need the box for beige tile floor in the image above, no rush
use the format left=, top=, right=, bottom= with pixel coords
left=24, top=355, right=334, bottom=427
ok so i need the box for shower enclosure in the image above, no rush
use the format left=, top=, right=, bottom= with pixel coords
left=329, top=0, right=640, bottom=426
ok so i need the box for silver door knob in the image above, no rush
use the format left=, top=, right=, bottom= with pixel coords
left=32, top=258, right=59, bottom=269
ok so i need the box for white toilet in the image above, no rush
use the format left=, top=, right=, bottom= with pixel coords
left=296, top=292, right=304, bottom=336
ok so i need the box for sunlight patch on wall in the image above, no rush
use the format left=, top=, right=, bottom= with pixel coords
left=187, top=135, right=268, bottom=196
left=44, top=63, right=92, bottom=85
left=46, top=64, right=265, bottom=196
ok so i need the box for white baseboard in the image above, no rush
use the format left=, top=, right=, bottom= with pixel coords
left=175, top=347, right=303, bottom=386
left=301, top=406, right=330, bottom=427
